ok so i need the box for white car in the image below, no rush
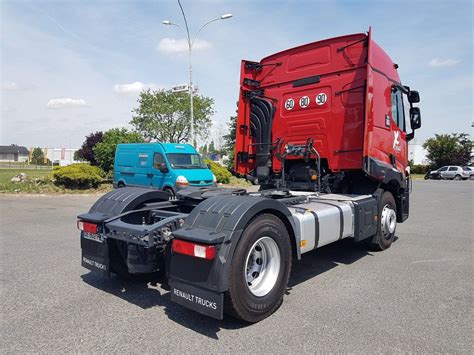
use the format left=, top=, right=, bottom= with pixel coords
left=462, top=166, right=474, bottom=179
left=431, top=166, right=470, bottom=180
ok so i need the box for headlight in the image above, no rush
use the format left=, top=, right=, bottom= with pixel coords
left=212, top=173, right=217, bottom=183
left=175, top=175, right=189, bottom=187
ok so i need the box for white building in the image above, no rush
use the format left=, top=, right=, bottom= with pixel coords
left=43, top=148, right=80, bottom=166
left=408, top=139, right=429, bottom=165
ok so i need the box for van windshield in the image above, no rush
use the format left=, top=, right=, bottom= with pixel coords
left=166, top=153, right=207, bottom=169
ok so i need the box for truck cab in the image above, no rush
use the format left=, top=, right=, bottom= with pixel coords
left=114, top=143, right=216, bottom=194
left=234, top=27, right=420, bottom=221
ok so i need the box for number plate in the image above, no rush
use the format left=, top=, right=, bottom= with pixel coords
left=83, top=231, right=103, bottom=243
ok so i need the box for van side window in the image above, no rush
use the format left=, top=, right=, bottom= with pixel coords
left=391, top=87, right=405, bottom=131
left=153, top=153, right=164, bottom=169
left=138, top=154, right=148, bottom=167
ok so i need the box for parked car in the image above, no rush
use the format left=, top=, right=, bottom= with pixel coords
left=462, top=166, right=474, bottom=179
left=426, top=166, right=470, bottom=180
left=114, top=143, right=216, bottom=195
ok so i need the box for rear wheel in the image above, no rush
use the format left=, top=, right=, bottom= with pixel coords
left=367, top=191, right=397, bottom=251
left=225, top=214, right=291, bottom=323
left=454, top=174, right=462, bottom=180
left=117, top=181, right=125, bottom=188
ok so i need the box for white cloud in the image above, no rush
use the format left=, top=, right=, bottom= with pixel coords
left=46, top=98, right=87, bottom=109
left=157, top=38, right=212, bottom=54
left=113, top=81, right=162, bottom=95
left=1, top=81, right=20, bottom=91
left=428, top=58, right=460, bottom=67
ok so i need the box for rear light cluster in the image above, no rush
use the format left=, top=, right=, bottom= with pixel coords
left=172, top=239, right=216, bottom=260
left=77, top=220, right=98, bottom=234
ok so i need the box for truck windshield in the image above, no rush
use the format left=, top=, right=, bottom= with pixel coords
left=166, top=153, right=207, bottom=169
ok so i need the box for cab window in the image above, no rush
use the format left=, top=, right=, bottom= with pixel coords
left=438, top=167, right=448, bottom=172
left=153, top=153, right=164, bottom=169
left=391, top=87, right=406, bottom=131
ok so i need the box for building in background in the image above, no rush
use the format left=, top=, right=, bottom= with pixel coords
left=0, top=145, right=29, bottom=162
left=408, top=139, right=429, bottom=165
left=43, top=148, right=80, bottom=166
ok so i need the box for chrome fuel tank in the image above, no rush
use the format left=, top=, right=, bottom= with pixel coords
left=289, top=194, right=367, bottom=254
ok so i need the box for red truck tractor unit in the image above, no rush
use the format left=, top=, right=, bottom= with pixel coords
left=77, top=29, right=421, bottom=322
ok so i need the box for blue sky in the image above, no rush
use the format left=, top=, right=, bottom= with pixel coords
left=1, top=0, right=472, bottom=148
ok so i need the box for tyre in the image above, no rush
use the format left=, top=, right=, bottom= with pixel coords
left=117, top=181, right=125, bottom=188
left=367, top=191, right=397, bottom=251
left=225, top=214, right=292, bottom=323
left=454, top=175, right=462, bottom=181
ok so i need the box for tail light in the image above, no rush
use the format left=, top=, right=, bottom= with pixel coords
left=77, top=220, right=98, bottom=234
left=172, top=239, right=216, bottom=260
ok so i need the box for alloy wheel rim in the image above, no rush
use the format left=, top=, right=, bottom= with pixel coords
left=244, top=237, right=281, bottom=297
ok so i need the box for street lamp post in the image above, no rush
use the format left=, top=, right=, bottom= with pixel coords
left=163, top=0, right=232, bottom=146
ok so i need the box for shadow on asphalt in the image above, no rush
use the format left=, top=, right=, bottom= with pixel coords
left=81, top=237, right=396, bottom=339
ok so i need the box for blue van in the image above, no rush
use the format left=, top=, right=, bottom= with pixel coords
left=114, top=143, right=216, bottom=194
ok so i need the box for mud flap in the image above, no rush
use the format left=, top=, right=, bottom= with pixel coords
left=80, top=233, right=110, bottom=276
left=170, top=279, right=224, bottom=320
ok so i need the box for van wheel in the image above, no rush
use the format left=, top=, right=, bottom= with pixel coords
left=367, top=191, right=397, bottom=251
left=117, top=182, right=125, bottom=188
left=163, top=187, right=175, bottom=197
left=225, top=214, right=291, bottom=323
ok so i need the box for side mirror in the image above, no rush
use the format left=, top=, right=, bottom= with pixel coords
left=160, top=164, right=169, bottom=173
left=410, top=107, right=421, bottom=130
left=408, top=90, right=420, bottom=103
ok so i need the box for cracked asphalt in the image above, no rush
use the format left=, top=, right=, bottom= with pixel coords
left=1, top=180, right=472, bottom=353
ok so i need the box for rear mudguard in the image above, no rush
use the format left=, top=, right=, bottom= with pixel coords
left=79, top=187, right=170, bottom=222
left=169, top=195, right=295, bottom=293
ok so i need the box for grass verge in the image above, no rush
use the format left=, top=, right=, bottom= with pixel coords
left=0, top=169, right=112, bottom=194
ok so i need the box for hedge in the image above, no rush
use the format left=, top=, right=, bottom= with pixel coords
left=410, top=164, right=429, bottom=175
left=53, top=164, right=104, bottom=189
left=205, top=159, right=231, bottom=184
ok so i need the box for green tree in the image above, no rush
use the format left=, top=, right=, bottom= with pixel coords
left=93, top=128, right=143, bottom=172
left=76, top=131, right=103, bottom=165
left=31, top=147, right=45, bottom=165
left=208, top=141, right=216, bottom=154
left=130, top=90, right=214, bottom=144
left=223, top=115, right=237, bottom=171
left=200, top=144, right=208, bottom=155
left=423, top=133, right=473, bottom=168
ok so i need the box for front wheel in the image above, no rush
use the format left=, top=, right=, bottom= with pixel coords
left=367, top=191, right=397, bottom=251
left=225, top=214, right=292, bottom=322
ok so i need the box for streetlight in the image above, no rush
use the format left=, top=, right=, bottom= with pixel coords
left=163, top=0, right=232, bottom=146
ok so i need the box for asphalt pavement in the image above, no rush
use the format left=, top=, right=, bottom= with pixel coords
left=1, top=180, right=472, bottom=353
